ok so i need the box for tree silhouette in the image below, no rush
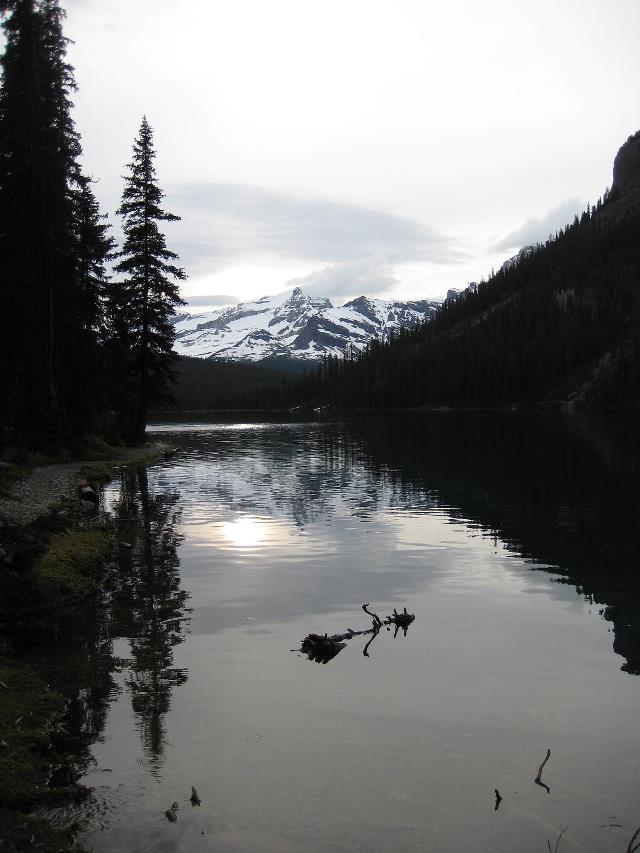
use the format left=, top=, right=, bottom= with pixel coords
left=111, top=468, right=190, bottom=769
left=109, top=117, right=185, bottom=445
left=0, top=0, right=111, bottom=449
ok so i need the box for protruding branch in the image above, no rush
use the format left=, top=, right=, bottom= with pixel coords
left=362, top=603, right=382, bottom=628
left=363, top=631, right=379, bottom=657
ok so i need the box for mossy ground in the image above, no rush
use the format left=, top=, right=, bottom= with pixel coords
left=35, top=529, right=112, bottom=602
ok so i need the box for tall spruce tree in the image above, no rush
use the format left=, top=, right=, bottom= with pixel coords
left=110, top=117, right=185, bottom=445
left=0, top=0, right=111, bottom=450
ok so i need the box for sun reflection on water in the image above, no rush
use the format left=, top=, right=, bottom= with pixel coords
left=220, top=515, right=266, bottom=549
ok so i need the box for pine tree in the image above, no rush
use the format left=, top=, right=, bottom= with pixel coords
left=110, top=117, right=186, bottom=445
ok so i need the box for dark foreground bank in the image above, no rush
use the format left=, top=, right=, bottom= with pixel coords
left=0, top=443, right=172, bottom=852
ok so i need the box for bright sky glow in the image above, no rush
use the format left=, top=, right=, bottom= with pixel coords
left=61, top=0, right=640, bottom=309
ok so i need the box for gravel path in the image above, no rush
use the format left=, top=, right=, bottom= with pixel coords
left=0, top=463, right=82, bottom=524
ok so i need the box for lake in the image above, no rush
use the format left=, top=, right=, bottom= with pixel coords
left=69, top=413, right=640, bottom=852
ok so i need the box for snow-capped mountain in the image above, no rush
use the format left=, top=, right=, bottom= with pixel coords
left=500, top=244, right=537, bottom=272
left=173, top=287, right=440, bottom=363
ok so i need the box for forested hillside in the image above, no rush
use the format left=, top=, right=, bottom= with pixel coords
left=311, top=131, right=640, bottom=410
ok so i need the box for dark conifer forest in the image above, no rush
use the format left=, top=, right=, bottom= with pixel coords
left=0, top=1, right=184, bottom=451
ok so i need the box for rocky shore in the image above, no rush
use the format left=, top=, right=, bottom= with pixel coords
left=0, top=464, right=82, bottom=526
left=0, top=442, right=173, bottom=526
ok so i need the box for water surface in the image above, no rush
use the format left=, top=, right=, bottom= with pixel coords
left=74, top=414, right=640, bottom=852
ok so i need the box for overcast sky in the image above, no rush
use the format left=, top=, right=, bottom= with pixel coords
left=62, top=0, right=640, bottom=311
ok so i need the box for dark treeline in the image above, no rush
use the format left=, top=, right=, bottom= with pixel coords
left=298, top=132, right=640, bottom=411
left=0, top=1, right=184, bottom=452
left=169, top=356, right=299, bottom=411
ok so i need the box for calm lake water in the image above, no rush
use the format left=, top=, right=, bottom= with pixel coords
left=69, top=413, right=639, bottom=852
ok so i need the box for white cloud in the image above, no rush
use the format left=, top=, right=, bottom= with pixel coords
left=493, top=198, right=585, bottom=252
left=287, top=257, right=399, bottom=303
left=184, top=293, right=237, bottom=308
left=169, top=183, right=463, bottom=277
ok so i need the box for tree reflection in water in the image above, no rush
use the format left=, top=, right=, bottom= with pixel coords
left=110, top=468, right=190, bottom=771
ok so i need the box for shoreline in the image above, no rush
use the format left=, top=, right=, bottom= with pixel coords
left=0, top=441, right=172, bottom=852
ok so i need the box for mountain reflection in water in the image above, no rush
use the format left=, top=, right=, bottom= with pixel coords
left=75, top=412, right=640, bottom=853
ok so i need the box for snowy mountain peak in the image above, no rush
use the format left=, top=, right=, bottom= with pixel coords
left=173, top=287, right=441, bottom=363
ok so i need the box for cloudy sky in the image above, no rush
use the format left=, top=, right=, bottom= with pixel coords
left=62, top=0, right=640, bottom=310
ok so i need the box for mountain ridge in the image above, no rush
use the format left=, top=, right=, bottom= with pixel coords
left=173, top=286, right=440, bottom=363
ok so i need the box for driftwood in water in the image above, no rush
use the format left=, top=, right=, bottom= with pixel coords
left=296, top=603, right=415, bottom=663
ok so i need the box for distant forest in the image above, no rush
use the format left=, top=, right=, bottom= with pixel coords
left=169, top=357, right=297, bottom=411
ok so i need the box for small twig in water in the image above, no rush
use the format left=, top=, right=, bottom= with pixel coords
left=535, top=748, right=551, bottom=793
left=626, top=827, right=640, bottom=853
left=546, top=825, right=568, bottom=853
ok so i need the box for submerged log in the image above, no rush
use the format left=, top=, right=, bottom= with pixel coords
left=296, top=603, right=415, bottom=663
